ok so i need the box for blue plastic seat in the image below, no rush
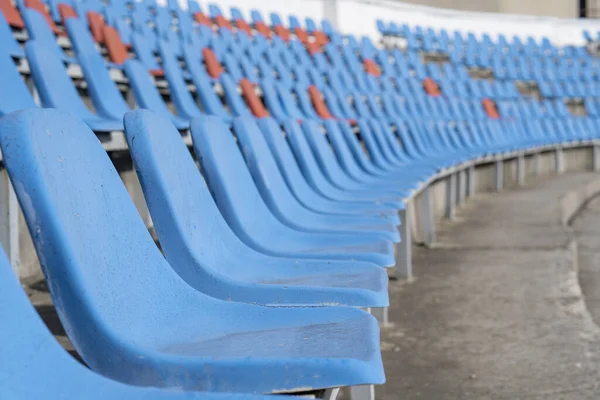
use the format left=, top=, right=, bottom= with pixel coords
left=0, top=13, right=24, bottom=58
left=123, top=59, right=189, bottom=130
left=282, top=119, right=403, bottom=209
left=157, top=39, right=205, bottom=120
left=0, top=48, right=36, bottom=116
left=25, top=41, right=124, bottom=132
left=0, top=248, right=294, bottom=400
left=235, top=117, right=400, bottom=241
left=191, top=115, right=396, bottom=267
left=123, top=109, right=389, bottom=306
left=22, top=8, right=75, bottom=64
left=258, top=116, right=401, bottom=222
left=66, top=18, right=132, bottom=122
left=0, top=108, right=385, bottom=394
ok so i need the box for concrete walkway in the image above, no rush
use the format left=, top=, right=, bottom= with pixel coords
left=377, top=172, right=600, bottom=399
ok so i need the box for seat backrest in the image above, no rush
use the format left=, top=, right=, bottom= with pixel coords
left=221, top=73, right=252, bottom=117
left=0, top=13, right=23, bottom=57
left=191, top=116, right=284, bottom=243
left=24, top=0, right=58, bottom=32
left=123, top=110, right=259, bottom=283
left=103, top=25, right=129, bottom=64
left=25, top=41, right=95, bottom=120
left=158, top=39, right=203, bottom=119
left=0, top=109, right=202, bottom=370
left=0, top=247, right=86, bottom=395
left=66, top=18, right=129, bottom=120
left=22, top=8, right=64, bottom=61
left=123, top=59, right=186, bottom=126
left=183, top=46, right=231, bottom=120
left=0, top=47, right=35, bottom=117
left=0, top=0, right=24, bottom=28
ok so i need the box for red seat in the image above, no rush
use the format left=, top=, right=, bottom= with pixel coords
left=214, top=15, right=232, bottom=31
left=193, top=11, right=212, bottom=27
left=254, top=21, right=271, bottom=39
left=235, top=18, right=253, bottom=36
left=273, top=24, right=290, bottom=42
left=103, top=25, right=129, bottom=65
left=87, top=11, right=105, bottom=43
left=313, top=30, right=328, bottom=46
left=24, top=0, right=58, bottom=34
left=308, top=85, right=334, bottom=119
left=306, top=42, right=321, bottom=55
left=203, top=48, right=224, bottom=78
left=57, top=3, right=77, bottom=22
left=0, top=0, right=24, bottom=28
left=482, top=98, right=500, bottom=119
left=294, top=27, right=309, bottom=45
left=363, top=59, right=381, bottom=77
left=240, top=79, right=269, bottom=118
left=423, top=77, right=441, bottom=97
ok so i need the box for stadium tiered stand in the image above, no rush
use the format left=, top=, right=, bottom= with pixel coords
left=1, top=0, right=600, bottom=399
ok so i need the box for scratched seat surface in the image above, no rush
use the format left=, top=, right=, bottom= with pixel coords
left=0, top=248, right=292, bottom=400
left=0, top=108, right=385, bottom=394
left=123, top=109, right=388, bottom=307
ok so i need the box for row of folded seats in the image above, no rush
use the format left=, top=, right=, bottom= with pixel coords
left=377, top=21, right=600, bottom=103
left=1, top=0, right=599, bottom=398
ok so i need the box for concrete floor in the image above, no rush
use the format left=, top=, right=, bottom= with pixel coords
left=377, top=173, right=600, bottom=399
left=25, top=172, right=600, bottom=399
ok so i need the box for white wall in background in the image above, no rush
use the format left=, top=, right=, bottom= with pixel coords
left=190, top=0, right=600, bottom=45
left=191, top=0, right=324, bottom=23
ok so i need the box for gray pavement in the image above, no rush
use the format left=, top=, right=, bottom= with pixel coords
left=377, top=173, right=600, bottom=399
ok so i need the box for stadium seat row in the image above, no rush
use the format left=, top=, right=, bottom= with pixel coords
left=2, top=0, right=600, bottom=399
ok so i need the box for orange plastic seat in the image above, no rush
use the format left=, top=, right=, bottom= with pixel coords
left=423, top=77, right=441, bottom=96
left=363, top=59, right=381, bottom=77
left=202, top=47, right=224, bottom=78
left=57, top=3, right=77, bottom=22
left=482, top=98, right=500, bottom=119
left=193, top=11, right=212, bottom=27
left=294, top=27, right=309, bottom=45
left=308, top=85, right=334, bottom=119
left=235, top=18, right=253, bottom=36
left=103, top=25, right=128, bottom=65
left=306, top=42, right=321, bottom=55
left=313, top=30, right=328, bottom=46
left=240, top=79, right=269, bottom=118
left=214, top=15, right=232, bottom=31
left=149, top=69, right=165, bottom=77
left=87, top=11, right=105, bottom=43
left=254, top=20, right=271, bottom=39
left=0, top=0, right=24, bottom=28
left=273, top=24, right=290, bottom=42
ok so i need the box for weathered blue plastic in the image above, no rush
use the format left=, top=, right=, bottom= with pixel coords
left=183, top=45, right=232, bottom=121
left=0, top=108, right=385, bottom=393
left=123, top=59, right=190, bottom=130
left=0, top=13, right=24, bottom=57
left=0, top=248, right=298, bottom=399
left=235, top=117, right=400, bottom=242
left=0, top=48, right=36, bottom=116
left=25, top=41, right=124, bottom=132
left=191, top=115, right=396, bottom=267
left=66, top=19, right=131, bottom=122
left=21, top=8, right=74, bottom=63
left=158, top=39, right=204, bottom=120
left=123, top=109, right=388, bottom=307
left=300, top=120, right=411, bottom=198
left=283, top=120, right=404, bottom=208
